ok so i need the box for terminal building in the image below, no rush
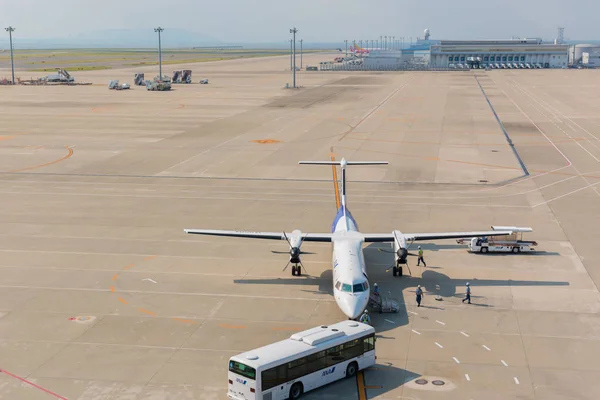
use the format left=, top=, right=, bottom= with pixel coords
left=429, top=39, right=569, bottom=68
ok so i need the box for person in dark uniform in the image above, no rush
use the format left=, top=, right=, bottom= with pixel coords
left=416, top=285, right=424, bottom=307
left=462, top=282, right=471, bottom=304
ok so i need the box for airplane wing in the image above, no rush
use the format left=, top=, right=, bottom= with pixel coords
left=362, top=230, right=513, bottom=243
left=184, top=229, right=333, bottom=242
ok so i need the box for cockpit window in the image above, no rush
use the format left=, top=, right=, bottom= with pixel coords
left=352, top=281, right=369, bottom=292
left=353, top=283, right=365, bottom=292
left=341, top=283, right=352, bottom=292
left=335, top=281, right=342, bottom=290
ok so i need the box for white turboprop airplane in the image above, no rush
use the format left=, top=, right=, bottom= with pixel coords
left=184, top=159, right=513, bottom=320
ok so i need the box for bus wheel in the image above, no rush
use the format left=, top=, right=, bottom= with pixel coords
left=346, top=361, right=358, bottom=378
left=289, top=382, right=303, bottom=399
left=512, top=247, right=520, bottom=253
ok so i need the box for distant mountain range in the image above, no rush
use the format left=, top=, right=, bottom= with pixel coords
left=0, top=29, right=597, bottom=50
left=0, top=28, right=340, bottom=50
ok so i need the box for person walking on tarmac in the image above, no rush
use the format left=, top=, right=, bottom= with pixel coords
left=417, top=246, right=427, bottom=267
left=416, top=285, right=424, bottom=307
left=359, top=309, right=371, bottom=325
left=462, top=282, right=471, bottom=304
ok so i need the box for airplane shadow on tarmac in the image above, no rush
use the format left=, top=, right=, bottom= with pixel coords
left=363, top=243, right=569, bottom=333
left=233, top=243, right=569, bottom=335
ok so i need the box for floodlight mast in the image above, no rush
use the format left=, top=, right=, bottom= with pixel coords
left=5, top=26, right=15, bottom=85
left=289, top=27, right=298, bottom=88
left=154, top=27, right=164, bottom=80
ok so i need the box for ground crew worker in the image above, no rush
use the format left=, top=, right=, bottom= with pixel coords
left=462, top=282, right=471, bottom=304
left=416, top=285, right=424, bottom=307
left=417, top=246, right=427, bottom=267
left=359, top=309, right=371, bottom=325
left=373, top=283, right=380, bottom=297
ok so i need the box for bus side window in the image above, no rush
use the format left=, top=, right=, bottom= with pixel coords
left=326, top=345, right=343, bottom=366
left=341, top=339, right=362, bottom=359
left=287, top=357, right=307, bottom=380
left=363, top=335, right=375, bottom=352
left=262, top=368, right=278, bottom=391
left=306, top=351, right=327, bottom=374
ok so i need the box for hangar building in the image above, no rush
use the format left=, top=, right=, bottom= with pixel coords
left=429, top=39, right=569, bottom=68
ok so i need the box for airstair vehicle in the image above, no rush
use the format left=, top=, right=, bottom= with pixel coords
left=368, top=292, right=399, bottom=314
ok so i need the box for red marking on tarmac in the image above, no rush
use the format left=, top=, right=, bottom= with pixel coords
left=110, top=286, right=115, bottom=292
left=111, top=274, right=119, bottom=281
left=123, top=264, right=134, bottom=270
left=118, top=297, right=128, bottom=304
left=173, top=318, right=196, bottom=324
left=144, top=255, right=157, bottom=261
left=0, top=368, right=68, bottom=399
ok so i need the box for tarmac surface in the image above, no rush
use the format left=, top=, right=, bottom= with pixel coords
left=1, top=55, right=600, bottom=399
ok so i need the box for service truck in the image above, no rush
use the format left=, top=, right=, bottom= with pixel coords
left=456, top=226, right=538, bottom=254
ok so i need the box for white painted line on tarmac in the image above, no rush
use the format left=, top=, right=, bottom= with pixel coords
left=435, top=342, right=443, bottom=348
left=143, top=278, right=157, bottom=284
left=453, top=357, right=460, bottom=364
left=533, top=181, right=600, bottom=207
left=411, top=329, right=421, bottom=335
left=482, top=345, right=491, bottom=351
left=408, top=311, right=418, bottom=315
left=460, top=331, right=470, bottom=337
left=436, top=320, right=446, bottom=326
left=514, top=377, right=520, bottom=385
left=501, top=360, right=508, bottom=367
left=384, top=319, right=395, bottom=324
left=465, top=374, right=471, bottom=381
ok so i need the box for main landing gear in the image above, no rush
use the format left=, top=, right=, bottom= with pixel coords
left=392, top=263, right=403, bottom=277
left=291, top=264, right=302, bottom=276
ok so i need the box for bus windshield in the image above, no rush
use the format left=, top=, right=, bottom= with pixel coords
left=229, top=360, right=256, bottom=380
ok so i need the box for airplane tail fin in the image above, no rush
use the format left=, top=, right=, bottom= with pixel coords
left=298, top=159, right=388, bottom=207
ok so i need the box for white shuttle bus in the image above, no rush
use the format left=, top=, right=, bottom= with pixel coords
left=227, top=321, right=376, bottom=400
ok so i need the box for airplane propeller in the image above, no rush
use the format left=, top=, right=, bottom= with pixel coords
left=280, top=231, right=309, bottom=274
left=381, top=231, right=415, bottom=274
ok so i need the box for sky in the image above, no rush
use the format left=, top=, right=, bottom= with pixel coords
left=0, top=0, right=597, bottom=44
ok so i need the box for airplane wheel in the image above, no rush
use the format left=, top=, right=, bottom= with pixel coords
left=296, top=266, right=302, bottom=276
left=291, top=266, right=296, bottom=276
left=398, top=266, right=403, bottom=277
left=392, top=267, right=397, bottom=277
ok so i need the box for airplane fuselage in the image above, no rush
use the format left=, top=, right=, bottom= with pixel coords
left=330, top=206, right=371, bottom=319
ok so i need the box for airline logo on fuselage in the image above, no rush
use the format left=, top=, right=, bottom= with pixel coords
left=236, top=378, right=247, bottom=385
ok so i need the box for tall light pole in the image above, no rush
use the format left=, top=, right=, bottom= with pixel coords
left=300, top=39, right=303, bottom=69
left=345, top=39, right=348, bottom=57
left=290, top=27, right=298, bottom=88
left=5, top=26, right=15, bottom=85
left=393, top=36, right=396, bottom=50
left=154, top=27, right=164, bottom=80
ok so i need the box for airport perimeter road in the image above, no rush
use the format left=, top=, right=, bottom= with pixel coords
left=0, top=59, right=599, bottom=399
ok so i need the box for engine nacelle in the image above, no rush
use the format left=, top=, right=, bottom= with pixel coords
left=392, top=230, right=408, bottom=265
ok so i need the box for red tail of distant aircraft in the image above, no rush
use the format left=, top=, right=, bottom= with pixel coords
left=350, top=41, right=369, bottom=54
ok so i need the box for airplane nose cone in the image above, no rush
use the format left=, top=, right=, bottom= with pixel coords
left=337, top=293, right=370, bottom=320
